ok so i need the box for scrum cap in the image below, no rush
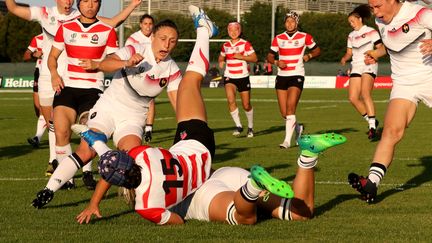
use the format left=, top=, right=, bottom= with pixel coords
left=284, top=11, right=299, bottom=24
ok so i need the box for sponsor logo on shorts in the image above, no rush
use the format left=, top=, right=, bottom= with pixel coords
left=180, top=131, right=187, bottom=140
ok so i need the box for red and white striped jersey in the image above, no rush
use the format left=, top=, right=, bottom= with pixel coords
left=270, top=31, right=317, bottom=77
left=220, top=39, right=255, bottom=78
left=27, top=34, right=44, bottom=69
left=376, top=1, right=432, bottom=85
left=130, top=140, right=212, bottom=225
left=53, top=19, right=118, bottom=90
left=348, top=25, right=381, bottom=67
left=30, top=6, right=80, bottom=76
left=102, top=43, right=181, bottom=110
left=125, top=30, right=151, bottom=46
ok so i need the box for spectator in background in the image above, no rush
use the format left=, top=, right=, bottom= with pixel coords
left=253, top=62, right=262, bottom=75
left=208, top=64, right=221, bottom=81
left=336, top=69, right=346, bottom=77
left=263, top=60, right=273, bottom=75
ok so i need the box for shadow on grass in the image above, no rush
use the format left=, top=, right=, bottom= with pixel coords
left=314, top=194, right=358, bottom=217
left=90, top=209, right=136, bottom=224
left=0, top=144, right=35, bottom=159
left=374, top=155, right=432, bottom=203
left=44, top=193, right=118, bottom=209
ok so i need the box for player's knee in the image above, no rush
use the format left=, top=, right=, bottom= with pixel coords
left=78, top=111, right=89, bottom=125
left=382, top=125, right=404, bottom=143
left=236, top=215, right=257, bottom=225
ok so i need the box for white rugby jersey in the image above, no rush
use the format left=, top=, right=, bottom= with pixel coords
left=27, top=34, right=44, bottom=69
left=101, top=43, right=181, bottom=110
left=220, top=39, right=255, bottom=78
left=30, top=6, right=80, bottom=76
left=125, top=30, right=151, bottom=46
left=348, top=25, right=381, bottom=67
left=130, top=141, right=212, bottom=225
left=376, top=1, right=432, bottom=85
left=53, top=19, right=118, bottom=90
left=270, top=31, right=317, bottom=77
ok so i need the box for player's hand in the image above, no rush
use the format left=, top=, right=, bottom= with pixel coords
left=218, top=61, right=225, bottom=69
left=76, top=205, right=102, bottom=224
left=340, top=58, right=346, bottom=66
left=125, top=53, right=144, bottom=67
left=419, top=39, right=432, bottom=56
left=277, top=60, right=287, bottom=69
left=364, top=50, right=377, bottom=65
left=232, top=53, right=244, bottom=60
left=51, top=73, right=64, bottom=93
left=33, top=50, right=43, bottom=58
left=131, top=0, right=142, bottom=7
left=79, top=59, right=99, bottom=70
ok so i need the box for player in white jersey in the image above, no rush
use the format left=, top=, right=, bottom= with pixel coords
left=340, top=4, right=384, bottom=140
left=5, top=0, right=143, bottom=176
left=71, top=6, right=221, bottom=225
left=266, top=11, right=321, bottom=149
left=125, top=14, right=158, bottom=143
left=348, top=0, right=432, bottom=203
left=31, top=19, right=183, bottom=209
left=218, top=22, right=258, bottom=138
left=171, top=133, right=346, bottom=225
left=24, top=34, right=46, bottom=149
left=47, top=0, right=119, bottom=190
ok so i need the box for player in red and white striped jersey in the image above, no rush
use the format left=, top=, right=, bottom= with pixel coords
left=24, top=34, right=46, bottom=149
left=340, top=5, right=383, bottom=140
left=47, top=0, right=119, bottom=189
left=125, top=14, right=157, bottom=143
left=71, top=5, right=219, bottom=225
left=266, top=11, right=321, bottom=149
left=5, top=0, right=143, bottom=176
left=218, top=22, right=257, bottom=138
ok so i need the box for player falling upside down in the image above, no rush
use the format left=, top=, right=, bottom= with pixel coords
left=72, top=5, right=220, bottom=225
left=169, top=133, right=346, bottom=225
left=31, top=18, right=182, bottom=209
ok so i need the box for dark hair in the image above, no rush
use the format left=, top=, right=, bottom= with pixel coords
left=152, top=19, right=179, bottom=37
left=123, top=163, right=142, bottom=189
left=140, top=14, right=154, bottom=24
left=349, top=4, right=371, bottom=21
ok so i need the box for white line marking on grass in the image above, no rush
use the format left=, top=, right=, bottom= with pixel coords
left=0, top=178, right=47, bottom=181
left=0, top=97, right=32, bottom=100
left=303, top=105, right=337, bottom=110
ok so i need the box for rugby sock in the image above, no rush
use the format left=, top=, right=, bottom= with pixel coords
left=297, top=155, right=318, bottom=169
left=240, top=179, right=262, bottom=202
left=245, top=108, right=254, bottom=129
left=145, top=124, right=153, bottom=133
left=185, top=27, right=209, bottom=77
left=277, top=198, right=293, bottom=221
left=92, top=141, right=111, bottom=156
left=368, top=116, right=376, bottom=129
left=82, top=160, right=93, bottom=172
left=230, top=108, right=242, bottom=128
left=283, top=115, right=296, bottom=144
left=46, top=153, right=83, bottom=192
left=48, top=121, right=56, bottom=163
left=362, top=113, right=369, bottom=121
left=56, top=144, right=73, bottom=183
left=35, top=115, right=46, bottom=140
left=368, top=162, right=386, bottom=186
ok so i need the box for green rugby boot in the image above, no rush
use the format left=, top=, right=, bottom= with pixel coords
left=297, top=133, right=347, bottom=157
left=250, top=165, right=294, bottom=199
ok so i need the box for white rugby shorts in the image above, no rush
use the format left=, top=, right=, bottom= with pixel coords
left=390, top=81, right=432, bottom=108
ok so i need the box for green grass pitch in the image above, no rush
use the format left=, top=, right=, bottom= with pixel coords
left=0, top=88, right=431, bottom=241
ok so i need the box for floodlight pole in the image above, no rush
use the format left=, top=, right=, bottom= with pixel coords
left=119, top=0, right=124, bottom=47
left=148, top=0, right=151, bottom=14
left=237, top=0, right=241, bottom=22
left=271, top=0, right=275, bottom=40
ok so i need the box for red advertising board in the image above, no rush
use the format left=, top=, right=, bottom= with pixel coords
left=335, top=76, right=392, bottom=89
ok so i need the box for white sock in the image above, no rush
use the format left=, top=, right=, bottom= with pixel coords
left=55, top=144, right=73, bottom=183
left=92, top=141, right=111, bottom=156
left=46, top=155, right=81, bottom=192
left=362, top=113, right=369, bottom=122
left=277, top=198, right=293, bottom=221
left=48, top=121, right=56, bottom=163
left=82, top=160, right=93, bottom=172
left=297, top=155, right=318, bottom=169
left=145, top=125, right=153, bottom=132
left=245, top=108, right=253, bottom=129
left=230, top=108, right=242, bottom=128
left=240, top=179, right=262, bottom=201
left=368, top=116, right=376, bottom=129
left=284, top=115, right=296, bottom=143
left=185, top=27, right=209, bottom=77
left=35, top=115, right=46, bottom=140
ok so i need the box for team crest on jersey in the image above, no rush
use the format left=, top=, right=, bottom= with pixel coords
left=50, top=16, right=56, bottom=25
left=180, top=131, right=187, bottom=140
left=402, top=24, right=410, bottom=33
left=294, top=40, right=299, bottom=46
left=90, top=112, right=97, bottom=119
left=70, top=33, right=77, bottom=43
left=159, top=78, right=168, bottom=87
left=281, top=41, right=286, bottom=47
left=91, top=34, right=99, bottom=44
left=235, top=47, right=240, bottom=52
left=361, top=34, right=366, bottom=38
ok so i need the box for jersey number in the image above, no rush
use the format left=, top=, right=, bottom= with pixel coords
left=160, top=158, right=183, bottom=194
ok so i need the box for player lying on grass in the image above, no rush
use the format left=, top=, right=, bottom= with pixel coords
left=168, top=133, right=347, bottom=224
left=31, top=18, right=182, bottom=207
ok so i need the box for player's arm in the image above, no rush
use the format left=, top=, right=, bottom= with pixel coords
left=47, top=46, right=64, bottom=92
left=340, top=48, right=352, bottom=66
left=218, top=54, right=226, bottom=69
left=99, top=53, right=143, bottom=73
left=5, top=0, right=31, bottom=20
left=267, top=51, right=286, bottom=69
left=304, top=46, right=321, bottom=62
left=233, top=52, right=258, bottom=63
left=23, top=49, right=33, bottom=61
left=98, top=0, right=142, bottom=28
left=364, top=44, right=386, bottom=64
left=76, top=179, right=111, bottom=224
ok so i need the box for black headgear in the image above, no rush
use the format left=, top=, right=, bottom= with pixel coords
left=76, top=0, right=102, bottom=14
